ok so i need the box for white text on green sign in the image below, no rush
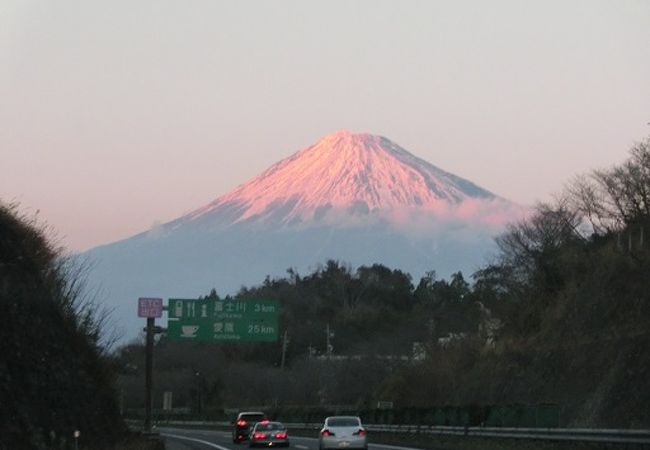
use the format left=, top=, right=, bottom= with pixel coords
left=168, top=298, right=277, bottom=320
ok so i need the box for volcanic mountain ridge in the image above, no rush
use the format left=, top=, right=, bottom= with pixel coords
left=177, top=130, right=510, bottom=231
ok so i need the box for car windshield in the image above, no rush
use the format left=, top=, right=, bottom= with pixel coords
left=328, top=418, right=360, bottom=427
left=256, top=423, right=285, bottom=431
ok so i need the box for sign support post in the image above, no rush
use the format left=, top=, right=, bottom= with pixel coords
left=138, top=297, right=164, bottom=434
left=135, top=296, right=278, bottom=432
left=144, top=316, right=154, bottom=433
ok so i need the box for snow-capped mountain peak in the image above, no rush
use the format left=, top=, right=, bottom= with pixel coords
left=185, top=131, right=510, bottom=228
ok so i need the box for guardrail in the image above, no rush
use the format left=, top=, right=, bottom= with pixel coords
left=142, top=419, right=650, bottom=446
left=365, top=424, right=650, bottom=445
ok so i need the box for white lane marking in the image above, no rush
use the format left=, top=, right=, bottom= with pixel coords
left=162, top=433, right=232, bottom=450
left=286, top=436, right=422, bottom=450
left=163, top=430, right=421, bottom=450
left=370, top=445, right=423, bottom=450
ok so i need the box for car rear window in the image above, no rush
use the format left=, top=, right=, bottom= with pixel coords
left=256, top=423, right=285, bottom=431
left=241, top=414, right=266, bottom=422
left=328, top=418, right=360, bottom=427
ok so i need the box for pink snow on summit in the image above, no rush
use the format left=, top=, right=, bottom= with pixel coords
left=186, top=130, right=524, bottom=229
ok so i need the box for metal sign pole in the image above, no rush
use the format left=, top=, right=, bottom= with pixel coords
left=144, top=317, right=154, bottom=433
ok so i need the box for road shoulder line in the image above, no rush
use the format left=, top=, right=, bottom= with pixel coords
left=162, top=432, right=232, bottom=450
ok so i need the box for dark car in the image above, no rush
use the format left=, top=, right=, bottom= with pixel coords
left=233, top=411, right=268, bottom=444
left=249, top=421, right=289, bottom=447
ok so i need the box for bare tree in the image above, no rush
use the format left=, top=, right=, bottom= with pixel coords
left=496, top=199, right=583, bottom=281
left=566, top=136, right=650, bottom=234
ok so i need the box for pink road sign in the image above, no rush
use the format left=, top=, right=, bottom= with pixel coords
left=138, top=297, right=163, bottom=318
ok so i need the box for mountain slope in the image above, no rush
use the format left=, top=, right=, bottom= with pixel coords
left=179, top=130, right=507, bottom=229
left=84, top=131, right=524, bottom=342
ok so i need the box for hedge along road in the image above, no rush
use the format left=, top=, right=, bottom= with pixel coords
left=159, top=427, right=439, bottom=450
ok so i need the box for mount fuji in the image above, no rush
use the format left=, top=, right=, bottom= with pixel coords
left=83, top=131, right=524, bottom=341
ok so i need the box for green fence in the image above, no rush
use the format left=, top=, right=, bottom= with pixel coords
left=267, top=403, right=560, bottom=428
left=137, top=403, right=561, bottom=429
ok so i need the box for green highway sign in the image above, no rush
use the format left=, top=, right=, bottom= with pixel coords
left=167, top=318, right=277, bottom=342
left=168, top=298, right=278, bottom=320
left=167, top=298, right=279, bottom=342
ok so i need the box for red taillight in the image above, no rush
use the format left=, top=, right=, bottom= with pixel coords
left=321, top=430, right=335, bottom=437
left=275, top=432, right=287, bottom=439
left=253, top=432, right=267, bottom=440
left=354, top=429, right=367, bottom=436
left=237, top=420, right=247, bottom=426
left=260, top=419, right=270, bottom=424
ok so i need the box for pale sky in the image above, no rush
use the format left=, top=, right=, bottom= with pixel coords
left=1, top=0, right=649, bottom=251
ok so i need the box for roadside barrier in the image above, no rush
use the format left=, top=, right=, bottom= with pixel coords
left=141, top=420, right=650, bottom=446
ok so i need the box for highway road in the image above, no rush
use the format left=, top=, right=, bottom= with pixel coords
left=159, top=427, right=426, bottom=450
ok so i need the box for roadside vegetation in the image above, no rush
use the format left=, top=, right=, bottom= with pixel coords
left=117, top=136, right=650, bottom=429
left=0, top=204, right=136, bottom=449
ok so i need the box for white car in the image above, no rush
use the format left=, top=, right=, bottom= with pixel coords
left=319, top=416, right=368, bottom=450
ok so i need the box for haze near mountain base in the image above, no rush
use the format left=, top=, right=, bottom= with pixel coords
left=84, top=131, right=525, bottom=341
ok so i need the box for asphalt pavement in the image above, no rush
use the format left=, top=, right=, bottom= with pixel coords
left=159, top=427, right=423, bottom=450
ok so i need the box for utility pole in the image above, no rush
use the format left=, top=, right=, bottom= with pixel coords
left=629, top=230, right=633, bottom=251
left=280, top=330, right=289, bottom=369
left=326, top=324, right=333, bottom=359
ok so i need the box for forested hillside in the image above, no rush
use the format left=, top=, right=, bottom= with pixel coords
left=0, top=204, right=125, bottom=449
left=116, top=137, right=650, bottom=428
